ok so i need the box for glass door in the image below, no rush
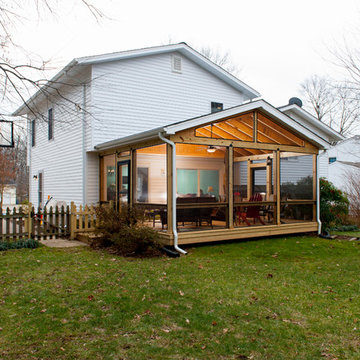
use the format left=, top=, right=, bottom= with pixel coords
left=117, top=160, right=130, bottom=206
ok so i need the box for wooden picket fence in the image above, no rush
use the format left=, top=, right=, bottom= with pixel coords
left=0, top=202, right=97, bottom=242
left=0, top=206, right=29, bottom=241
left=70, top=202, right=97, bottom=239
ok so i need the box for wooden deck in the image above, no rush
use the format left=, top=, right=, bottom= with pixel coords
left=158, top=221, right=318, bottom=245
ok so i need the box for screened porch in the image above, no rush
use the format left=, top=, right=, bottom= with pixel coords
left=97, top=105, right=322, bottom=245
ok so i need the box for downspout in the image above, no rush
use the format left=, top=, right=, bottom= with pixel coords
left=82, top=84, right=87, bottom=206
left=316, top=154, right=322, bottom=234
left=158, top=132, right=187, bottom=255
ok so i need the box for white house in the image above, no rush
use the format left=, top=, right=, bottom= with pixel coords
left=13, top=43, right=343, bottom=211
left=319, top=135, right=360, bottom=191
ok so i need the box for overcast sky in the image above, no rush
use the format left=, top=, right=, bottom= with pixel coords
left=13, top=0, right=360, bottom=107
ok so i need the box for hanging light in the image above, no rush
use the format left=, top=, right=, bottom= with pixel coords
left=207, top=123, right=216, bottom=153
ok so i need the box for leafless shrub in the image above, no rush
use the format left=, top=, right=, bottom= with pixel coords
left=345, top=168, right=360, bottom=224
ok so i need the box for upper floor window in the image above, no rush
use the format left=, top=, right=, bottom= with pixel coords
left=31, top=119, right=35, bottom=147
left=211, top=102, right=223, bottom=113
left=48, top=108, right=53, bottom=140
left=329, top=157, right=337, bottom=164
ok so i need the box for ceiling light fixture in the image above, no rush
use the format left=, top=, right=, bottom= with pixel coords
left=207, top=123, right=216, bottom=153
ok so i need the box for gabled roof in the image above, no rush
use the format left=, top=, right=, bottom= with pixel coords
left=13, top=43, right=260, bottom=116
left=336, top=161, right=360, bottom=168
left=95, top=99, right=343, bottom=151
left=278, top=103, right=345, bottom=143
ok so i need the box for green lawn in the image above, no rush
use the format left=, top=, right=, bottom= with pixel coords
left=0, top=235, right=360, bottom=359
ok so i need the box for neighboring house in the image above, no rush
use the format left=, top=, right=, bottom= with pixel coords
left=1, top=184, right=16, bottom=206
left=12, top=43, right=344, bottom=246
left=319, top=135, right=360, bottom=190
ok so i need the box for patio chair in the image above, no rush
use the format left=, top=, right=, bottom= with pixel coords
left=238, top=193, right=265, bottom=226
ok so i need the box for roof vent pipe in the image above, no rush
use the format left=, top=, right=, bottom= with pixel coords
left=288, top=97, right=303, bottom=107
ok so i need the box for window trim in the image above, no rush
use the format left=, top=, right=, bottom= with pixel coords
left=211, top=102, right=223, bottom=113
left=48, top=108, right=53, bottom=140
left=31, top=119, right=36, bottom=147
left=38, top=171, right=43, bottom=208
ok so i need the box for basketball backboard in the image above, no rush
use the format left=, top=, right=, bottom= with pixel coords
left=0, top=120, right=14, bottom=147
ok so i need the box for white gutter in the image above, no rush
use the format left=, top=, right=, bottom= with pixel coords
left=316, top=154, right=322, bottom=234
left=158, top=132, right=187, bottom=255
left=82, top=84, right=87, bottom=206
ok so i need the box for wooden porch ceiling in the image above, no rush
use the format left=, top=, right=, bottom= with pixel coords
left=194, top=110, right=305, bottom=156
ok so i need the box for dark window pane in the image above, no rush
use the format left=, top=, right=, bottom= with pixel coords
left=48, top=108, right=53, bottom=140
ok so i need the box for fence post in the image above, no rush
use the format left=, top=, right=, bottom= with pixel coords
left=28, top=203, right=33, bottom=239
left=0, top=207, right=3, bottom=241
left=70, top=202, right=76, bottom=239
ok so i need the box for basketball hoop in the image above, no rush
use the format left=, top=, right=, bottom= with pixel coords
left=0, top=120, right=14, bottom=147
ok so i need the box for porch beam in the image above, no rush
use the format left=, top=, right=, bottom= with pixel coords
left=98, top=138, right=165, bottom=156
left=130, top=150, right=136, bottom=207
left=253, top=111, right=258, bottom=142
left=228, top=146, right=234, bottom=229
left=313, top=154, right=317, bottom=222
left=275, top=150, right=281, bottom=225
left=170, top=133, right=318, bottom=154
left=234, top=151, right=307, bottom=163
left=166, top=143, right=173, bottom=235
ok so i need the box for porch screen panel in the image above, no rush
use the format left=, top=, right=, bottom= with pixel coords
left=234, top=160, right=247, bottom=201
left=100, top=154, right=116, bottom=202
left=174, top=143, right=227, bottom=232
left=280, top=152, right=315, bottom=224
left=135, top=144, right=167, bottom=204
left=233, top=147, right=275, bottom=227
left=200, top=170, right=219, bottom=199
left=280, top=153, right=313, bottom=200
left=177, top=169, right=197, bottom=196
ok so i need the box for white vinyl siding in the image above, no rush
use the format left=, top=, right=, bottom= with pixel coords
left=28, top=53, right=250, bottom=207
left=29, top=68, right=91, bottom=208
left=91, top=52, right=247, bottom=147
left=86, top=152, right=99, bottom=205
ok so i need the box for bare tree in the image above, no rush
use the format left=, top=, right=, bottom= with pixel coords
left=0, top=147, right=16, bottom=208
left=0, top=0, right=105, bottom=123
left=345, top=168, right=360, bottom=224
left=200, top=46, right=241, bottom=76
left=300, top=75, right=336, bottom=122
left=300, top=75, right=360, bottom=135
left=331, top=38, right=360, bottom=95
left=13, top=132, right=28, bottom=203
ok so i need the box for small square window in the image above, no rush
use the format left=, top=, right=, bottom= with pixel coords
left=211, top=102, right=223, bottom=113
left=329, top=157, right=337, bottom=164
left=48, top=108, right=53, bottom=140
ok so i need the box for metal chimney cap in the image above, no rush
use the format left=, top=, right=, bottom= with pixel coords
left=289, top=97, right=303, bottom=107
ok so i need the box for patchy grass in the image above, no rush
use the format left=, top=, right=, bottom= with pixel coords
left=0, top=235, right=360, bottom=359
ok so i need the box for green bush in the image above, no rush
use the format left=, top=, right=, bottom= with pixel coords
left=94, top=204, right=161, bottom=256
left=0, top=238, right=39, bottom=251
left=320, top=178, right=349, bottom=230
left=330, top=224, right=359, bottom=231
